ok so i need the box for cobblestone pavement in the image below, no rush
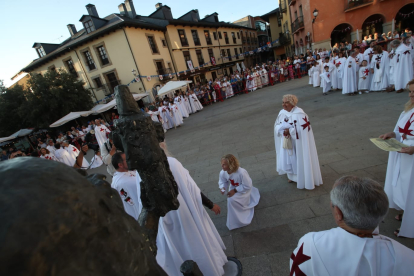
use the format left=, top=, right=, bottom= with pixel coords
left=89, top=77, right=414, bottom=275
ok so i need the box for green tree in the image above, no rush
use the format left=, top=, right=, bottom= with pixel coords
left=23, top=70, right=94, bottom=128
left=0, top=80, right=28, bottom=137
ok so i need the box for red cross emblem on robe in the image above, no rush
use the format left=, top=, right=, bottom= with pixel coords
left=100, top=128, right=105, bottom=132
left=45, top=156, right=51, bottom=160
left=230, top=179, right=239, bottom=187
left=290, top=243, right=311, bottom=276
left=327, top=74, right=330, bottom=78
left=403, top=50, right=410, bottom=55
left=399, top=113, right=414, bottom=140
left=73, top=147, right=78, bottom=152
left=364, top=68, right=370, bottom=76
left=301, top=117, right=311, bottom=131
left=337, top=61, right=341, bottom=66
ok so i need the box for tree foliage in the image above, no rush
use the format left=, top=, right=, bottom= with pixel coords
left=0, top=70, right=94, bottom=136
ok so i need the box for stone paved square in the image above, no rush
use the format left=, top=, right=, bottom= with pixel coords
left=161, top=78, right=414, bottom=275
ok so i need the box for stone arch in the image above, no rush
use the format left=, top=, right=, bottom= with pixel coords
left=361, top=14, right=386, bottom=39
left=395, top=3, right=414, bottom=33
left=331, top=23, right=353, bottom=46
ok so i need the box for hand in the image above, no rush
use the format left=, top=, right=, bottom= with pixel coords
left=110, top=144, right=116, bottom=155
left=371, top=69, right=374, bottom=74
left=348, top=65, right=352, bottom=68
left=379, top=132, right=395, bottom=140
left=211, top=204, right=221, bottom=215
left=283, top=129, right=290, bottom=137
left=227, top=189, right=236, bottom=198
left=363, top=77, right=366, bottom=80
left=399, top=146, right=414, bottom=155
left=81, top=144, right=89, bottom=153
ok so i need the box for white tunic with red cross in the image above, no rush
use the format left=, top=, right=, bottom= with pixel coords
left=94, top=124, right=111, bottom=148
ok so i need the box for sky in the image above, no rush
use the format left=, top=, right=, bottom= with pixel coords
left=0, top=0, right=276, bottom=87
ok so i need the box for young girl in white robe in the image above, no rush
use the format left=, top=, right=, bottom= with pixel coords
left=358, top=60, right=370, bottom=94
left=169, top=102, right=183, bottom=126
left=312, top=60, right=321, bottom=87
left=308, top=64, right=314, bottom=85
left=218, top=154, right=260, bottom=230
left=320, top=66, right=332, bottom=95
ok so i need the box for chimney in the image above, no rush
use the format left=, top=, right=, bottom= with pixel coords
left=124, top=0, right=136, bottom=18
left=155, top=3, right=162, bottom=9
left=67, top=24, right=77, bottom=36
left=118, top=3, right=127, bottom=16
left=86, top=4, right=99, bottom=18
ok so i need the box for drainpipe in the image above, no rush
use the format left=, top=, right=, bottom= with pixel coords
left=73, top=49, right=99, bottom=103
left=164, top=30, right=179, bottom=78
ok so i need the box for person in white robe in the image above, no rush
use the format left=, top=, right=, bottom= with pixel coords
left=158, top=104, right=174, bottom=129
left=291, top=175, right=414, bottom=276
left=312, top=56, right=323, bottom=87
left=358, top=60, right=371, bottom=93
left=274, top=94, right=323, bottom=189
left=329, top=52, right=339, bottom=89
left=62, top=141, right=89, bottom=169
left=226, top=80, right=234, bottom=97
left=39, top=148, right=57, bottom=161
left=308, top=64, right=314, bottom=85
left=320, top=66, right=331, bottom=95
left=388, top=48, right=397, bottom=88
left=54, top=143, right=73, bottom=166
left=342, top=51, right=358, bottom=95
left=393, top=39, right=413, bottom=93
left=354, top=47, right=364, bottom=86
left=181, top=94, right=193, bottom=115
left=249, top=72, right=257, bottom=91
left=370, top=45, right=389, bottom=92
left=145, top=107, right=160, bottom=122
left=322, top=57, right=335, bottom=91
left=169, top=102, right=183, bottom=126
left=94, top=119, right=111, bottom=148
left=336, top=52, right=347, bottom=90
left=261, top=68, right=269, bottom=86
left=174, top=94, right=189, bottom=118
left=101, top=138, right=117, bottom=176
left=253, top=69, right=262, bottom=89
left=186, top=92, right=197, bottom=113
left=218, top=154, right=260, bottom=230
left=189, top=91, right=203, bottom=111
left=380, top=80, right=414, bottom=238
left=89, top=151, right=103, bottom=169
left=46, top=140, right=56, bottom=156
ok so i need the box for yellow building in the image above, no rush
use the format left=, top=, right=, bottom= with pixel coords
left=261, top=8, right=286, bottom=59
left=9, top=72, right=31, bottom=89
left=21, top=1, right=255, bottom=104
left=278, top=0, right=294, bottom=58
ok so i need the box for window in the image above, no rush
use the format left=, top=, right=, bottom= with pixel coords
left=97, top=46, right=109, bottom=65
left=240, top=47, right=242, bottom=54
left=155, top=60, right=165, bottom=75
left=299, top=5, right=303, bottom=17
left=218, top=31, right=222, bottom=39
left=255, top=21, right=266, bottom=32
left=213, top=32, right=217, bottom=40
left=84, top=20, right=95, bottom=33
left=161, top=39, right=167, bottom=47
left=232, top=32, right=236, bottom=43
left=208, top=49, right=214, bottom=59
left=224, top=32, right=229, bottom=44
left=105, top=72, right=120, bottom=93
left=191, top=30, right=200, bottom=46
left=227, top=49, right=232, bottom=61
left=235, top=48, right=239, bottom=59
left=204, top=30, right=212, bottom=45
left=178, top=29, right=189, bottom=47
left=237, top=32, right=240, bottom=39
left=196, top=50, right=204, bottom=66
left=221, top=49, right=226, bottom=58
left=65, top=59, right=77, bottom=77
left=295, top=11, right=298, bottom=20
left=37, top=47, right=46, bottom=57
left=83, top=50, right=96, bottom=71
left=147, top=35, right=159, bottom=54
left=93, top=77, right=103, bottom=88
left=183, top=51, right=191, bottom=68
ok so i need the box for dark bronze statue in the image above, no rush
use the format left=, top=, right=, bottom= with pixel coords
left=111, top=85, right=179, bottom=254
left=0, top=158, right=167, bottom=276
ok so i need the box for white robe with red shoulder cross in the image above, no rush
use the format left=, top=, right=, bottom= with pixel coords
left=65, top=144, right=89, bottom=169
left=274, top=107, right=323, bottom=190
left=290, top=227, right=414, bottom=276
left=94, top=125, right=111, bottom=148
left=111, top=170, right=142, bottom=220
left=218, top=167, right=260, bottom=230
left=384, top=107, right=414, bottom=238
left=394, top=43, right=413, bottom=90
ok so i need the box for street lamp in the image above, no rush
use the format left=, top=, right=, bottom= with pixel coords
left=311, top=8, right=319, bottom=51
left=313, top=8, right=319, bottom=19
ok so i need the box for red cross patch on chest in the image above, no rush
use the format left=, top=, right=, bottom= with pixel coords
left=230, top=179, right=239, bottom=187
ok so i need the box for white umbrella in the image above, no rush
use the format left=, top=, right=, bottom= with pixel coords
left=49, top=111, right=93, bottom=127
left=236, top=63, right=241, bottom=72
left=241, top=62, right=246, bottom=71
left=157, top=80, right=192, bottom=97
left=94, top=93, right=147, bottom=113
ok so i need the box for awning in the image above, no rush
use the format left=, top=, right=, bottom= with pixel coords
left=0, top=128, right=35, bottom=143
left=49, top=111, right=93, bottom=128
left=157, top=81, right=192, bottom=97
left=93, top=93, right=148, bottom=113
left=0, top=136, right=15, bottom=143
left=90, top=104, right=107, bottom=114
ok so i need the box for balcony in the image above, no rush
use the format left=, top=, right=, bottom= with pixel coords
left=345, top=0, right=373, bottom=12
left=279, top=33, right=291, bottom=46
left=279, top=0, right=287, bottom=13
left=291, top=16, right=304, bottom=34
left=157, top=67, right=173, bottom=76
left=193, top=38, right=201, bottom=46
left=288, top=0, right=296, bottom=6
left=247, top=38, right=251, bottom=44
left=242, top=39, right=246, bottom=44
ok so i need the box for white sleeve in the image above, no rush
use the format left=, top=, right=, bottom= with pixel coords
left=218, top=170, right=229, bottom=191
left=236, top=169, right=253, bottom=193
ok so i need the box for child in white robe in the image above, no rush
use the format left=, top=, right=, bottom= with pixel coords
left=358, top=60, right=370, bottom=94
left=169, top=101, right=183, bottom=126
left=218, top=154, right=260, bottom=230
left=90, top=151, right=104, bottom=169
left=308, top=64, right=314, bottom=85
left=320, top=66, right=332, bottom=95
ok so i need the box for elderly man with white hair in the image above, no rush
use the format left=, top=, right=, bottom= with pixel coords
left=274, top=94, right=323, bottom=190
left=290, top=176, right=414, bottom=276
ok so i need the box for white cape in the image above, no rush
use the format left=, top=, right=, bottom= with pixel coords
left=65, top=144, right=89, bottom=169
left=342, top=56, right=357, bottom=94
left=384, top=107, right=414, bottom=238
left=90, top=154, right=103, bottom=169
left=94, top=125, right=111, bottom=148
left=274, top=107, right=323, bottom=189
left=218, top=168, right=260, bottom=230
left=394, top=44, right=413, bottom=90
left=290, top=227, right=414, bottom=276
left=111, top=170, right=142, bottom=220
left=370, top=52, right=389, bottom=91
left=54, top=148, right=73, bottom=166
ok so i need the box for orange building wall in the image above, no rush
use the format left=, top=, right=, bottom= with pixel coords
left=289, top=0, right=413, bottom=50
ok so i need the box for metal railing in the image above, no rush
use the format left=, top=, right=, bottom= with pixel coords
left=279, top=33, right=291, bottom=46
left=157, top=67, right=173, bottom=76
left=345, top=0, right=373, bottom=11
left=291, top=16, right=304, bottom=33
left=279, top=0, right=287, bottom=13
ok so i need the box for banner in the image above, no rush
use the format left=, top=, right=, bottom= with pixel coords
left=211, top=56, right=216, bottom=66
left=187, top=60, right=194, bottom=71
